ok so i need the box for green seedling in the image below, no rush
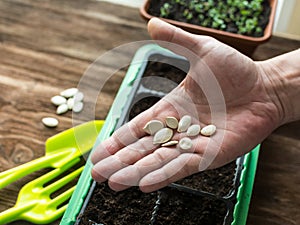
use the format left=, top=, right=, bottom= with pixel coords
left=160, top=3, right=172, bottom=18
left=158, top=0, right=267, bottom=36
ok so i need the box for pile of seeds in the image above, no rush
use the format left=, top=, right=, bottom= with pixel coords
left=42, top=88, right=84, bottom=128
left=51, top=88, right=84, bottom=114
left=143, top=115, right=216, bottom=150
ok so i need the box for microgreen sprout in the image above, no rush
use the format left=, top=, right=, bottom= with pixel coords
left=160, top=3, right=172, bottom=18
left=158, top=0, right=269, bottom=36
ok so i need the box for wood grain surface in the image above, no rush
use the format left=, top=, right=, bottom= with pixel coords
left=0, top=0, right=299, bottom=225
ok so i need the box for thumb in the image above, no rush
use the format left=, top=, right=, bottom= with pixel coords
left=147, top=18, right=212, bottom=59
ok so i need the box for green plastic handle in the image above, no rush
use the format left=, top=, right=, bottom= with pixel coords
left=0, top=120, right=104, bottom=189
left=0, top=161, right=83, bottom=225
left=0, top=202, right=36, bottom=224
left=0, top=150, right=73, bottom=189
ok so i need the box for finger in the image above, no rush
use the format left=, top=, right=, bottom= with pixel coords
left=107, top=146, right=181, bottom=191
left=107, top=127, right=222, bottom=191
left=91, top=97, right=184, bottom=164
left=147, top=18, right=214, bottom=60
left=137, top=131, right=226, bottom=193
left=139, top=153, right=203, bottom=193
left=91, top=136, right=156, bottom=182
left=91, top=108, right=157, bottom=164
left=106, top=132, right=202, bottom=191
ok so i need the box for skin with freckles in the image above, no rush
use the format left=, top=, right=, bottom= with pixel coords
left=91, top=18, right=300, bottom=193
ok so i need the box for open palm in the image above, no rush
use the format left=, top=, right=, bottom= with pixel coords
left=91, top=18, right=282, bottom=193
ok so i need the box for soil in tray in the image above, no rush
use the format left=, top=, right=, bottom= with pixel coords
left=155, top=187, right=227, bottom=225
left=78, top=182, right=157, bottom=225
left=175, top=160, right=237, bottom=197
left=129, top=56, right=188, bottom=121
left=129, top=96, right=161, bottom=121
left=140, top=54, right=188, bottom=93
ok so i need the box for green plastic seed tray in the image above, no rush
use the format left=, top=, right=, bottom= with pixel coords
left=60, top=44, right=260, bottom=225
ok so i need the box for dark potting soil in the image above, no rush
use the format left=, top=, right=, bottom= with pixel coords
left=129, top=96, right=161, bottom=121
left=155, top=187, right=227, bottom=225
left=175, top=160, right=237, bottom=197
left=78, top=183, right=157, bottom=225
left=148, top=0, right=271, bottom=37
left=129, top=58, right=188, bottom=120
left=141, top=59, right=188, bottom=93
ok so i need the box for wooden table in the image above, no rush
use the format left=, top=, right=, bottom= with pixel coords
left=0, top=1, right=299, bottom=225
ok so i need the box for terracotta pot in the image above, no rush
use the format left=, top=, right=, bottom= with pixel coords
left=140, top=0, right=277, bottom=57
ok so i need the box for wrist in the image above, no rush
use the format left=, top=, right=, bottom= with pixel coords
left=257, top=49, right=300, bottom=125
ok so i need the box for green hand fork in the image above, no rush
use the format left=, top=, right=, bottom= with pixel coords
left=0, top=158, right=83, bottom=224
left=0, top=120, right=104, bottom=224
left=0, top=120, right=104, bottom=189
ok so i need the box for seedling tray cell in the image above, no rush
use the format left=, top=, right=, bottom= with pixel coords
left=77, top=183, right=157, bottom=225
left=140, top=54, right=189, bottom=94
left=173, top=156, right=245, bottom=199
left=155, top=187, right=228, bottom=225
left=60, top=44, right=260, bottom=225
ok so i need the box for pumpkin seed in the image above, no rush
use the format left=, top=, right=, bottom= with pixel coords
left=60, top=88, right=78, bottom=98
left=73, top=101, right=84, bottom=113
left=51, top=95, right=67, bottom=106
left=187, top=124, right=201, bottom=137
left=67, top=98, right=74, bottom=110
left=74, top=92, right=84, bottom=102
left=200, top=124, right=216, bottom=136
left=143, top=120, right=164, bottom=135
left=165, top=116, right=178, bottom=129
left=179, top=137, right=193, bottom=150
left=153, top=128, right=173, bottom=144
left=42, top=117, right=58, bottom=128
left=56, top=103, right=68, bottom=114
left=161, top=140, right=178, bottom=147
left=177, top=115, right=192, bottom=132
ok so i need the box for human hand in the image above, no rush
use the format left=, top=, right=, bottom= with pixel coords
left=91, top=18, right=284, bottom=193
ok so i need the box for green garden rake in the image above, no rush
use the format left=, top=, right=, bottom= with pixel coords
left=0, top=120, right=104, bottom=224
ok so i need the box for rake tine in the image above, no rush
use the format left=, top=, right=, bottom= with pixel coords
left=46, top=184, right=79, bottom=222
left=49, top=185, right=77, bottom=208
left=50, top=205, right=68, bottom=221
left=24, top=157, right=80, bottom=190
left=43, top=165, right=84, bottom=194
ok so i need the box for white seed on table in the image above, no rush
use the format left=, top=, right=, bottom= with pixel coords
left=161, top=140, right=178, bottom=147
left=143, top=120, right=164, bottom=135
left=51, top=95, right=67, bottom=106
left=177, top=115, right=192, bottom=132
left=73, top=101, right=84, bottom=113
left=56, top=103, right=68, bottom=114
left=153, top=128, right=173, bottom=144
left=67, top=98, right=74, bottom=110
left=42, top=117, right=59, bottom=128
left=200, top=124, right=216, bottom=136
left=74, top=92, right=84, bottom=102
left=165, top=116, right=178, bottom=129
left=179, top=137, right=193, bottom=150
left=187, top=124, right=201, bottom=137
left=60, top=88, right=78, bottom=98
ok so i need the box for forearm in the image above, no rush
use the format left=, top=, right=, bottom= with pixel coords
left=257, top=49, right=300, bottom=125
